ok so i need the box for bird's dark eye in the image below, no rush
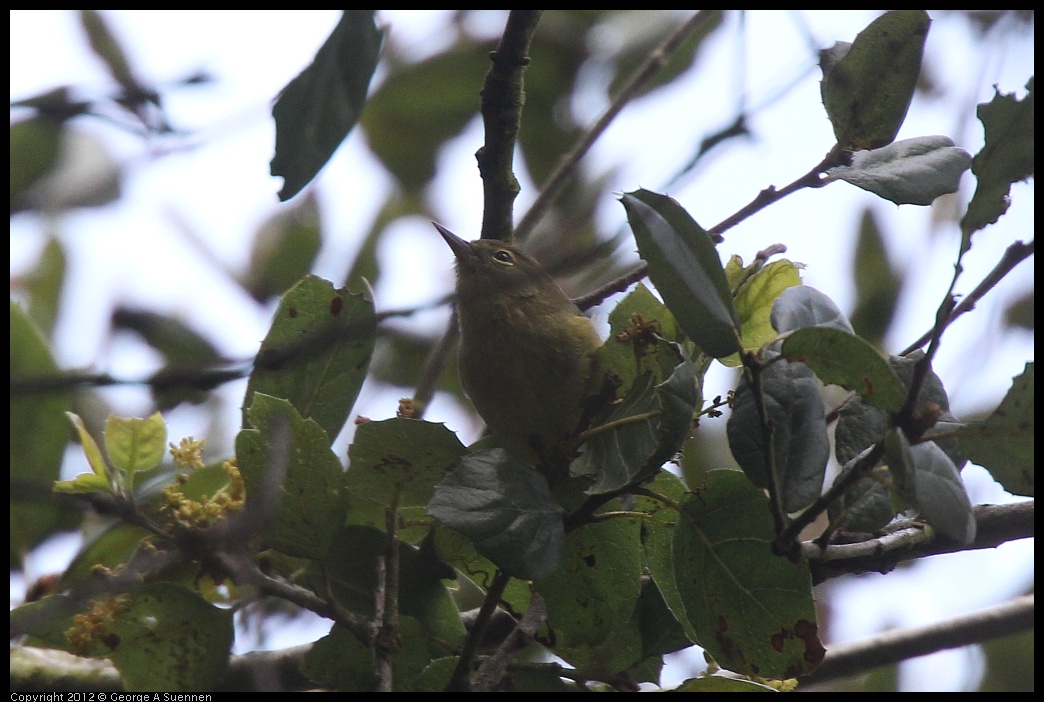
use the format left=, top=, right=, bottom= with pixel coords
left=493, top=250, right=515, bottom=265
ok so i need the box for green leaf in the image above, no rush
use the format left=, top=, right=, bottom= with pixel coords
left=344, top=417, right=466, bottom=530
left=397, top=535, right=468, bottom=652
left=834, top=350, right=960, bottom=467
left=771, top=285, right=855, bottom=336
left=820, top=10, right=930, bottom=149
left=830, top=352, right=968, bottom=534
left=10, top=301, right=74, bottom=567
left=52, top=473, right=111, bottom=495
left=781, top=327, right=907, bottom=411
left=308, top=528, right=465, bottom=656
left=725, top=259, right=803, bottom=366
left=621, top=189, right=741, bottom=358
left=430, top=524, right=533, bottom=617
left=595, top=282, right=685, bottom=395
left=427, top=449, right=565, bottom=580
left=58, top=523, right=151, bottom=589
left=65, top=412, right=109, bottom=483
left=79, top=583, right=233, bottom=692
left=536, top=506, right=644, bottom=677
left=409, top=657, right=459, bottom=693
left=1004, top=291, right=1034, bottom=331
left=961, top=78, right=1034, bottom=238
left=604, top=11, right=723, bottom=99
left=727, top=360, right=830, bottom=513
left=10, top=116, right=63, bottom=212
left=958, top=362, right=1034, bottom=496
left=242, top=192, right=323, bottom=302
left=634, top=562, right=693, bottom=664
left=573, top=356, right=698, bottom=494
left=103, top=412, right=167, bottom=475
left=111, top=308, right=224, bottom=409
left=885, top=429, right=976, bottom=544
left=236, top=393, right=346, bottom=559
left=634, top=471, right=698, bottom=644
left=9, top=594, right=82, bottom=645
left=674, top=676, right=778, bottom=692
left=272, top=10, right=385, bottom=200
left=245, top=274, right=376, bottom=444
left=361, top=37, right=490, bottom=190
left=673, top=471, right=823, bottom=679
left=824, top=135, right=972, bottom=205
left=304, top=525, right=386, bottom=617
left=827, top=447, right=899, bottom=534
left=24, top=236, right=66, bottom=338
left=849, top=209, right=902, bottom=347
left=302, top=621, right=378, bottom=691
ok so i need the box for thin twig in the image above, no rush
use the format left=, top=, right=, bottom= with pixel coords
left=515, top=10, right=720, bottom=242
left=446, top=569, right=513, bottom=691
left=573, top=150, right=843, bottom=311
left=901, top=239, right=1034, bottom=355
left=472, top=593, right=548, bottom=692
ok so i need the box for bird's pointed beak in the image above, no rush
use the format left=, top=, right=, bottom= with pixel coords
left=432, top=222, right=473, bottom=260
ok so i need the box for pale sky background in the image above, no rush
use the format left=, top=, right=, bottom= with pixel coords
left=10, top=10, right=1034, bottom=691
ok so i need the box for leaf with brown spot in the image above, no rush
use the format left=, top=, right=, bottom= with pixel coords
left=673, top=471, right=820, bottom=678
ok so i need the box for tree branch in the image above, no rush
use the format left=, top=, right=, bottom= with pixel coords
left=807, top=501, right=1034, bottom=583
left=800, top=594, right=1034, bottom=686
left=478, top=9, right=542, bottom=242
left=445, top=569, right=513, bottom=691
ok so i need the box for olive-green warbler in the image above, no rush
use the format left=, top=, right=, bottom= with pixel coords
left=435, top=223, right=602, bottom=469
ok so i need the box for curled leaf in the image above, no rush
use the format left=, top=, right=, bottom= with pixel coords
left=824, top=136, right=972, bottom=205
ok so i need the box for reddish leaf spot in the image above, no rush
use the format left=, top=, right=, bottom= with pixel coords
left=330, top=295, right=343, bottom=316
left=795, top=619, right=826, bottom=664
left=718, top=615, right=728, bottom=633
left=288, top=306, right=299, bottom=318
left=770, top=631, right=786, bottom=653
left=794, top=619, right=817, bottom=637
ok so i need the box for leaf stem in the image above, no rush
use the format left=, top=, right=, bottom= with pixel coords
left=742, top=356, right=788, bottom=542
left=574, top=410, right=660, bottom=443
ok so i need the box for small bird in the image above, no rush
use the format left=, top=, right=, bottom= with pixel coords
left=435, top=223, right=602, bottom=471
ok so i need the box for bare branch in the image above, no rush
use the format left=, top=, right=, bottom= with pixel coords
left=801, top=594, right=1034, bottom=686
